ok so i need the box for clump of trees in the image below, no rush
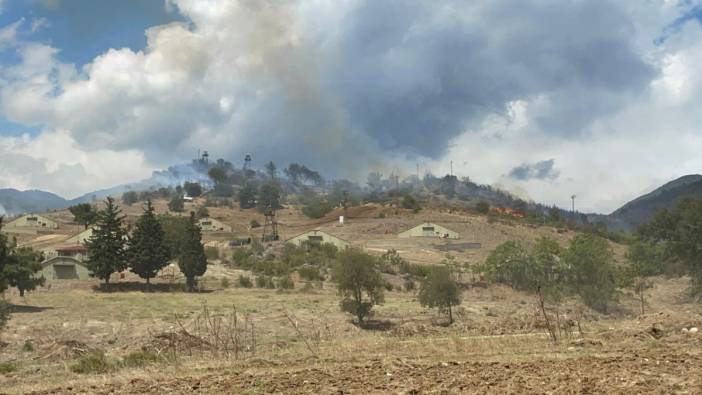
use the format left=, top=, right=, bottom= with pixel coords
left=401, top=194, right=421, bottom=211
left=84, top=198, right=208, bottom=291
left=183, top=182, right=203, bottom=198
left=638, top=198, right=702, bottom=294
left=284, top=163, right=324, bottom=186
left=483, top=235, right=617, bottom=314
left=237, top=182, right=257, bottom=209
left=301, top=196, right=333, bottom=219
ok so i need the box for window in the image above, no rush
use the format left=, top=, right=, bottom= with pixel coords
left=307, top=235, right=323, bottom=242
left=422, top=226, right=435, bottom=232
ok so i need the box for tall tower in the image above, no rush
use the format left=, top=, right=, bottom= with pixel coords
left=261, top=206, right=279, bottom=243
left=243, top=154, right=253, bottom=179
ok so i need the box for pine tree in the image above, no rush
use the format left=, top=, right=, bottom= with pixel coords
left=4, top=247, right=45, bottom=297
left=0, top=218, right=45, bottom=296
left=0, top=217, right=11, bottom=293
left=86, top=197, right=127, bottom=284
left=127, top=200, right=170, bottom=289
left=178, top=212, right=207, bottom=291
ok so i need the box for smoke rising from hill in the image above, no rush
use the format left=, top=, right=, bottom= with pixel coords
left=0, top=0, right=654, bottom=174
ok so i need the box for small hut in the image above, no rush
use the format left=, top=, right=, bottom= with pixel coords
left=398, top=223, right=460, bottom=239
left=286, top=230, right=349, bottom=249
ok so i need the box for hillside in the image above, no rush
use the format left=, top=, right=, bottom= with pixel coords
left=0, top=189, right=69, bottom=216
left=0, top=163, right=210, bottom=216
left=606, top=174, right=702, bottom=232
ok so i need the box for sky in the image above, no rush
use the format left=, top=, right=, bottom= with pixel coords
left=0, top=0, right=702, bottom=213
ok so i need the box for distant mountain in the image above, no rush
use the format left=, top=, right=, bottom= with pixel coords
left=605, top=174, right=702, bottom=232
left=0, top=189, right=69, bottom=217
left=0, top=162, right=211, bottom=217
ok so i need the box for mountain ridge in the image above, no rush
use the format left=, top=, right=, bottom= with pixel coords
left=604, top=174, right=702, bottom=232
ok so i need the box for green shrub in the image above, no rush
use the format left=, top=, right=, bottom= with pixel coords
left=252, top=259, right=290, bottom=277
left=231, top=249, right=254, bottom=269
left=384, top=280, right=394, bottom=291
left=404, top=278, right=416, bottom=292
left=255, top=275, right=275, bottom=288
left=250, top=219, right=261, bottom=228
left=475, top=200, right=490, bottom=214
left=205, top=246, right=220, bottom=260
left=21, top=341, right=33, bottom=352
left=378, top=212, right=386, bottom=219
left=0, top=361, right=17, bottom=374
left=398, top=261, right=431, bottom=278
left=121, top=350, right=162, bottom=368
left=0, top=300, right=10, bottom=333
left=237, top=275, right=253, bottom=288
left=301, top=197, right=334, bottom=219
left=70, top=351, right=112, bottom=374
left=401, top=194, right=418, bottom=209
left=298, top=266, right=323, bottom=281
left=277, top=276, right=295, bottom=290
left=299, top=282, right=316, bottom=293
left=220, top=277, right=230, bottom=289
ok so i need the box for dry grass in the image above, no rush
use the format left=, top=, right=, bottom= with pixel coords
left=1, top=272, right=701, bottom=393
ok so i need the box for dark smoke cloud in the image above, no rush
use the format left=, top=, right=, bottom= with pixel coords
left=320, top=0, right=656, bottom=159
left=508, top=159, right=559, bottom=181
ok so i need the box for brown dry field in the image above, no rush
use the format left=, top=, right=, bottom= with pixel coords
left=1, top=203, right=700, bottom=394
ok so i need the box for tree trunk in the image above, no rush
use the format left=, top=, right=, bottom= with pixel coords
left=187, top=277, right=195, bottom=292
left=19, top=288, right=25, bottom=297
left=640, top=292, right=645, bottom=315
left=146, top=277, right=151, bottom=292
left=105, top=275, right=110, bottom=285
left=448, top=304, right=453, bottom=324
left=538, top=289, right=557, bottom=342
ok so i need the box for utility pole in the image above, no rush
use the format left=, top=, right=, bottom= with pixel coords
left=450, top=160, right=453, bottom=177
left=571, top=195, right=576, bottom=216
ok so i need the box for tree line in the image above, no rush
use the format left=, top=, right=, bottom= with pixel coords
left=85, top=197, right=207, bottom=291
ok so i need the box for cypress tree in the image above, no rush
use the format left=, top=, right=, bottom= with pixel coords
left=179, top=212, right=207, bottom=291
left=86, top=197, right=127, bottom=284
left=127, top=200, right=170, bottom=289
